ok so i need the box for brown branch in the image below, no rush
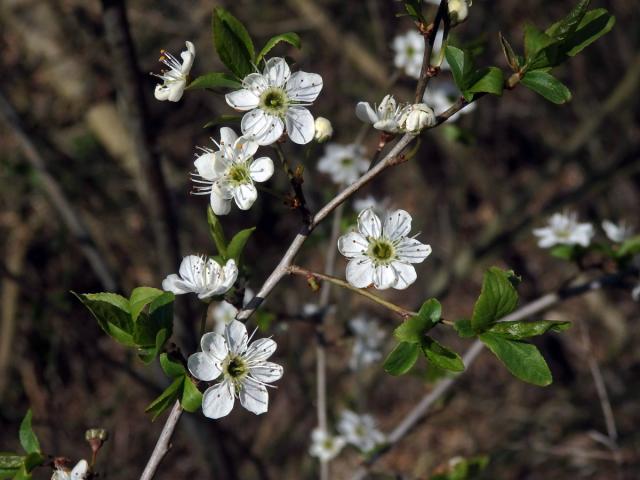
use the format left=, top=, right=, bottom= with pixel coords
left=139, top=401, right=183, bottom=480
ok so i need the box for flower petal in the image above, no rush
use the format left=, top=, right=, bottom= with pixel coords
left=194, top=152, right=217, bottom=180
left=202, top=381, right=235, bottom=419
left=373, top=264, right=397, bottom=290
left=285, top=71, right=323, bottom=102
left=391, top=261, right=417, bottom=289
left=395, top=238, right=432, bottom=263
left=161, top=274, right=192, bottom=295
left=242, top=72, right=268, bottom=96
left=345, top=258, right=375, bottom=288
left=71, top=460, right=89, bottom=479
left=210, top=191, right=232, bottom=216
left=250, top=361, right=283, bottom=383
left=178, top=255, right=201, bottom=284
left=233, top=183, right=258, bottom=210
left=235, top=136, right=259, bottom=160
left=249, top=156, right=274, bottom=182
left=245, top=338, right=277, bottom=363
left=201, top=332, right=228, bottom=360
left=263, top=57, right=291, bottom=87
left=285, top=107, right=315, bottom=145
left=383, top=210, right=412, bottom=240
left=239, top=378, right=269, bottom=415
left=219, top=127, right=238, bottom=147
left=219, top=259, right=239, bottom=291
left=357, top=208, right=382, bottom=239
left=226, top=319, right=249, bottom=354
left=180, top=41, right=196, bottom=74
left=225, top=89, right=260, bottom=111
left=241, top=109, right=284, bottom=145
left=187, top=351, right=222, bottom=381
left=337, top=231, right=369, bottom=258
left=355, top=102, right=378, bottom=124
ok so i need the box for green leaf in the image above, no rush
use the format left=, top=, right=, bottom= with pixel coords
left=453, top=319, right=476, bottom=338
left=479, top=332, right=552, bottom=386
left=187, top=72, right=242, bottom=90
left=465, top=67, right=504, bottom=98
left=11, top=465, right=31, bottom=480
left=145, top=378, right=183, bottom=420
left=181, top=377, right=203, bottom=412
left=256, top=32, right=301, bottom=63
left=137, top=328, right=169, bottom=364
left=212, top=7, right=255, bottom=78
left=203, top=115, right=242, bottom=129
left=524, top=24, right=556, bottom=60
left=617, top=235, right=640, bottom=258
left=549, top=243, right=580, bottom=260
left=160, top=352, right=186, bottom=378
left=129, top=287, right=165, bottom=322
left=444, top=46, right=473, bottom=93
left=18, top=411, right=40, bottom=455
left=22, top=453, right=44, bottom=473
left=207, top=206, right=228, bottom=258
left=545, top=0, right=591, bottom=41
left=521, top=71, right=572, bottom=104
left=74, top=292, right=136, bottom=346
left=383, top=342, right=420, bottom=376
left=394, top=298, right=442, bottom=344
left=0, top=469, right=18, bottom=480
left=421, top=337, right=465, bottom=373
left=561, top=9, right=615, bottom=57
left=0, top=454, right=23, bottom=470
left=499, top=32, right=520, bottom=71
left=488, top=320, right=571, bottom=339
left=471, top=267, right=519, bottom=333
left=133, top=291, right=174, bottom=357
left=227, top=227, right=256, bottom=264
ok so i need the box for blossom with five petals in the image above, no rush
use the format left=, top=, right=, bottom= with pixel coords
left=309, top=428, right=346, bottom=461
left=533, top=211, right=594, bottom=248
left=356, top=95, right=406, bottom=133
left=152, top=41, right=195, bottom=102
left=162, top=255, right=238, bottom=300
left=337, top=410, right=386, bottom=452
left=317, top=143, right=369, bottom=185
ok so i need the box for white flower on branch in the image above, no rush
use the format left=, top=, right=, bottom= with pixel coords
left=314, top=116, right=333, bottom=143
left=398, top=103, right=436, bottom=133
left=188, top=320, right=283, bottom=419
left=356, top=95, right=406, bottom=133
left=317, top=143, right=369, bottom=185
left=151, top=41, right=195, bottom=102
left=52, top=460, right=89, bottom=480
left=424, top=81, right=476, bottom=122
left=391, top=30, right=424, bottom=79
left=337, top=410, right=386, bottom=452
left=212, top=288, right=254, bottom=334
left=533, top=211, right=594, bottom=248
left=338, top=208, right=432, bottom=290
left=225, top=57, right=323, bottom=145
left=309, top=428, right=346, bottom=462
left=162, top=255, right=238, bottom=300
left=602, top=220, right=634, bottom=243
left=349, top=315, right=385, bottom=370
left=192, top=127, right=274, bottom=215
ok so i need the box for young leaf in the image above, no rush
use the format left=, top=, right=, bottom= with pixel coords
left=383, top=342, right=420, bottom=376
left=394, top=298, right=442, bottom=344
left=129, top=287, right=166, bottom=322
left=487, top=320, right=571, bottom=339
left=207, top=206, right=228, bottom=258
left=560, top=9, right=615, bottom=58
left=453, top=319, right=475, bottom=338
left=145, top=378, right=183, bottom=420
left=227, top=227, right=256, bottom=264
left=521, top=71, right=572, bottom=104
left=0, top=454, right=23, bottom=470
left=160, top=352, right=186, bottom=378
left=188, top=72, right=242, bottom=90
left=181, top=377, right=203, bottom=413
left=479, top=332, right=552, bottom=386
left=19, top=411, right=40, bottom=455
left=74, top=292, right=136, bottom=346
left=545, top=0, right=591, bottom=41
left=133, top=292, right=174, bottom=352
left=137, top=328, right=169, bottom=364
left=212, top=7, right=255, bottom=78
left=471, top=267, right=519, bottom=333
left=256, top=32, right=301, bottom=63
left=549, top=243, right=580, bottom=260
left=22, top=453, right=44, bottom=472
left=617, top=235, right=640, bottom=258
left=499, top=32, right=520, bottom=71
left=421, top=337, right=465, bottom=372
left=444, top=46, right=473, bottom=93
left=465, top=67, right=504, bottom=98
left=524, top=24, right=556, bottom=61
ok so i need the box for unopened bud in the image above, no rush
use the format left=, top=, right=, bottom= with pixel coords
left=399, top=103, right=436, bottom=134
left=449, top=0, right=471, bottom=26
left=86, top=428, right=108, bottom=458
left=314, top=117, right=333, bottom=143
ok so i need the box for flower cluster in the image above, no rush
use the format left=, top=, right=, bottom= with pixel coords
left=356, top=95, right=436, bottom=134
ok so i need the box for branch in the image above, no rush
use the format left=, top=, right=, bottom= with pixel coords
left=350, top=270, right=635, bottom=479
left=414, top=0, right=449, bottom=103
left=139, top=401, right=183, bottom=480
left=274, top=143, right=313, bottom=227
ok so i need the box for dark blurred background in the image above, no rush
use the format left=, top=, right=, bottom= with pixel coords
left=0, top=0, right=638, bottom=478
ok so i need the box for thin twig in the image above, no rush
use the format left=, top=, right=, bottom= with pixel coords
left=414, top=0, right=449, bottom=103
left=139, top=401, right=183, bottom=480
left=274, top=143, right=313, bottom=227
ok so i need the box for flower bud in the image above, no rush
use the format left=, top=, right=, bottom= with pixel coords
left=448, top=0, right=470, bottom=26
left=399, top=103, right=436, bottom=133
left=314, top=117, right=333, bottom=143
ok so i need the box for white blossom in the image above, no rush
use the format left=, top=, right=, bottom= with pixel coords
left=533, top=211, right=594, bottom=248
left=424, top=81, right=476, bottom=122
left=188, top=320, right=283, bottom=419
left=448, top=0, right=471, bottom=25
left=317, top=143, right=369, bottom=185
left=349, top=315, right=385, bottom=370
left=52, top=460, right=89, bottom=480
left=391, top=30, right=424, bottom=79
left=152, top=41, right=195, bottom=102
left=602, top=220, right=634, bottom=243
left=337, top=410, right=386, bottom=452
left=309, top=428, right=346, bottom=462
left=314, top=117, right=333, bottom=143
left=355, top=95, right=406, bottom=133
left=162, top=255, right=238, bottom=300
left=338, top=208, right=432, bottom=290
left=225, top=57, right=323, bottom=145
left=212, top=288, right=254, bottom=334
left=192, top=127, right=274, bottom=215
left=398, top=103, right=436, bottom=133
